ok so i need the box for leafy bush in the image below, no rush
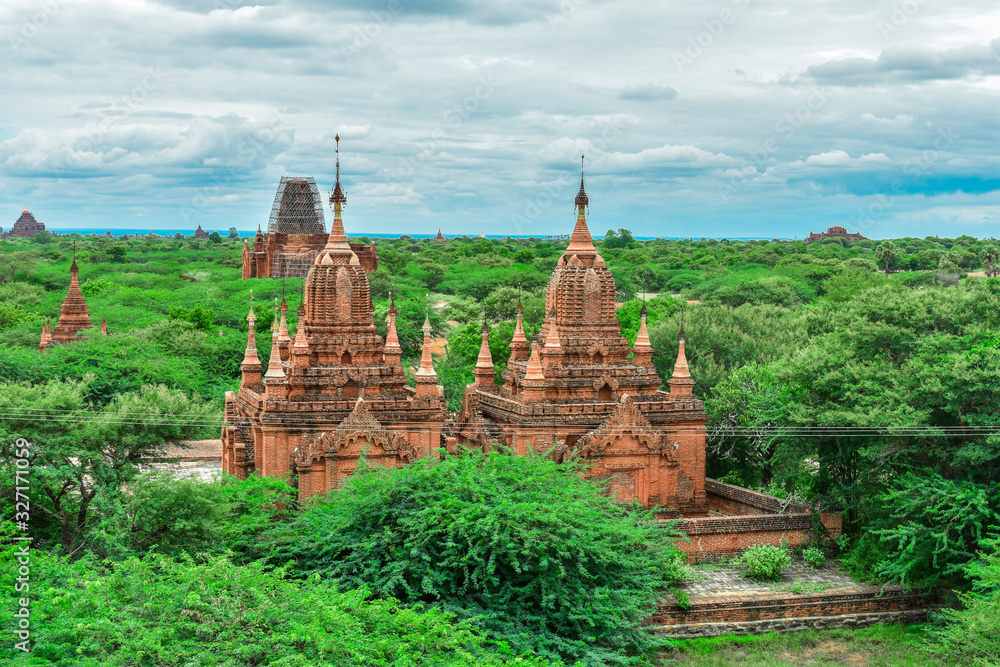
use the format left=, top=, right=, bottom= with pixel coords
left=711, top=276, right=815, bottom=308
left=0, top=302, right=34, bottom=330
left=737, top=544, right=792, bottom=581
left=0, top=281, right=43, bottom=306
left=873, top=473, right=1000, bottom=589
left=281, top=452, right=688, bottom=665
left=0, top=547, right=540, bottom=666
left=802, top=546, right=826, bottom=568
left=168, top=304, right=216, bottom=331
left=934, top=543, right=1000, bottom=666
left=89, top=472, right=295, bottom=561
left=893, top=270, right=937, bottom=288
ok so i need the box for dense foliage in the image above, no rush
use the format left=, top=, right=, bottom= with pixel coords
left=280, top=452, right=689, bottom=666
left=933, top=542, right=1000, bottom=666
left=0, top=543, right=544, bottom=666
left=4, top=229, right=1000, bottom=660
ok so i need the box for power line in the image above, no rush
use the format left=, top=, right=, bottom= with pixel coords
left=0, top=408, right=997, bottom=437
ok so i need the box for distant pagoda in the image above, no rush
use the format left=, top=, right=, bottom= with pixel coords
left=194, top=224, right=210, bottom=239
left=40, top=245, right=106, bottom=352
left=3, top=210, right=46, bottom=239
left=242, top=172, right=378, bottom=279
left=805, top=226, right=866, bottom=245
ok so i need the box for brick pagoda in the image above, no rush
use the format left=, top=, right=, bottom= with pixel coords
left=804, top=225, right=866, bottom=245
left=3, top=210, right=46, bottom=239
left=222, top=141, right=446, bottom=500
left=40, top=246, right=106, bottom=352
left=455, top=162, right=709, bottom=515
left=194, top=224, right=209, bottom=239
left=242, top=170, right=378, bottom=279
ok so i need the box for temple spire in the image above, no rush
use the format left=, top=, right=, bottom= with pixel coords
left=241, top=292, right=263, bottom=386
left=278, top=283, right=290, bottom=344
left=415, top=302, right=436, bottom=379
left=264, top=316, right=285, bottom=380
left=385, top=289, right=401, bottom=354
left=414, top=300, right=439, bottom=398
left=320, top=134, right=355, bottom=263
left=524, top=338, right=545, bottom=381
left=543, top=307, right=562, bottom=350
left=669, top=315, right=694, bottom=397
left=565, top=155, right=596, bottom=255
left=632, top=302, right=652, bottom=366
left=50, top=242, right=92, bottom=344
left=474, top=316, right=495, bottom=388
left=292, top=301, right=309, bottom=350
left=509, top=288, right=530, bottom=362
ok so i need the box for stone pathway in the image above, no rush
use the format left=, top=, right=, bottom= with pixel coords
left=141, top=439, right=222, bottom=483
left=682, top=562, right=859, bottom=599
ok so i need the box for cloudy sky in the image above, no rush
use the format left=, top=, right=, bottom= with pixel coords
left=1, top=0, right=998, bottom=239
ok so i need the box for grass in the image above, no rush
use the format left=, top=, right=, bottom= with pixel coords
left=657, top=624, right=937, bottom=666
left=777, top=581, right=834, bottom=595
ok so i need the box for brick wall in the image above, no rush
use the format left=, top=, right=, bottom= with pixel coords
left=664, top=479, right=842, bottom=561
left=652, top=585, right=932, bottom=626
left=705, top=478, right=808, bottom=514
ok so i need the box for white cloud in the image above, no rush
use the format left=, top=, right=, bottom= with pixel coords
left=0, top=0, right=995, bottom=237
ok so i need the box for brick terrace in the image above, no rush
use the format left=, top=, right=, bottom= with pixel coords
left=651, top=563, right=933, bottom=637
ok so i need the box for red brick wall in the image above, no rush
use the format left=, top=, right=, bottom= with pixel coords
left=652, top=586, right=931, bottom=625
left=665, top=479, right=842, bottom=561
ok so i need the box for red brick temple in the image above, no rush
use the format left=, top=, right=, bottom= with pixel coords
left=194, top=224, right=209, bottom=239
left=804, top=225, right=866, bottom=245
left=454, top=165, right=708, bottom=516
left=40, top=247, right=107, bottom=352
left=242, top=167, right=378, bottom=279
left=3, top=210, right=46, bottom=239
left=222, top=141, right=446, bottom=500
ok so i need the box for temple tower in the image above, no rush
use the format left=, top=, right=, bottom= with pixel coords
left=42, top=244, right=99, bottom=350
left=455, top=158, right=708, bottom=514
left=223, top=139, right=446, bottom=499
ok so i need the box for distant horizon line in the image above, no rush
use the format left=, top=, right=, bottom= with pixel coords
left=16, top=226, right=992, bottom=242
left=32, top=227, right=802, bottom=241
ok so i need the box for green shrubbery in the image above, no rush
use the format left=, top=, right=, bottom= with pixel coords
left=0, top=546, right=542, bottom=666
left=737, top=544, right=792, bottom=581
left=281, top=451, right=689, bottom=665
left=802, top=546, right=826, bottom=568
left=934, top=543, right=1000, bottom=666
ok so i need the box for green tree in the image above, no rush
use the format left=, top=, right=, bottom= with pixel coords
left=872, top=473, right=1000, bottom=589
left=875, top=240, right=898, bottom=275
left=107, top=244, right=127, bottom=263
left=0, top=302, right=33, bottom=331
left=616, top=296, right=682, bottom=346
left=281, top=452, right=689, bottom=665
left=934, top=542, right=1000, bottom=665
left=602, top=228, right=636, bottom=249
left=90, top=471, right=297, bottom=562
left=0, top=249, right=42, bottom=283
left=0, top=378, right=213, bottom=553
left=705, top=363, right=790, bottom=487
left=169, top=304, right=216, bottom=331
left=228, top=226, right=240, bottom=239
left=209, top=231, right=223, bottom=243
left=980, top=245, right=999, bottom=277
